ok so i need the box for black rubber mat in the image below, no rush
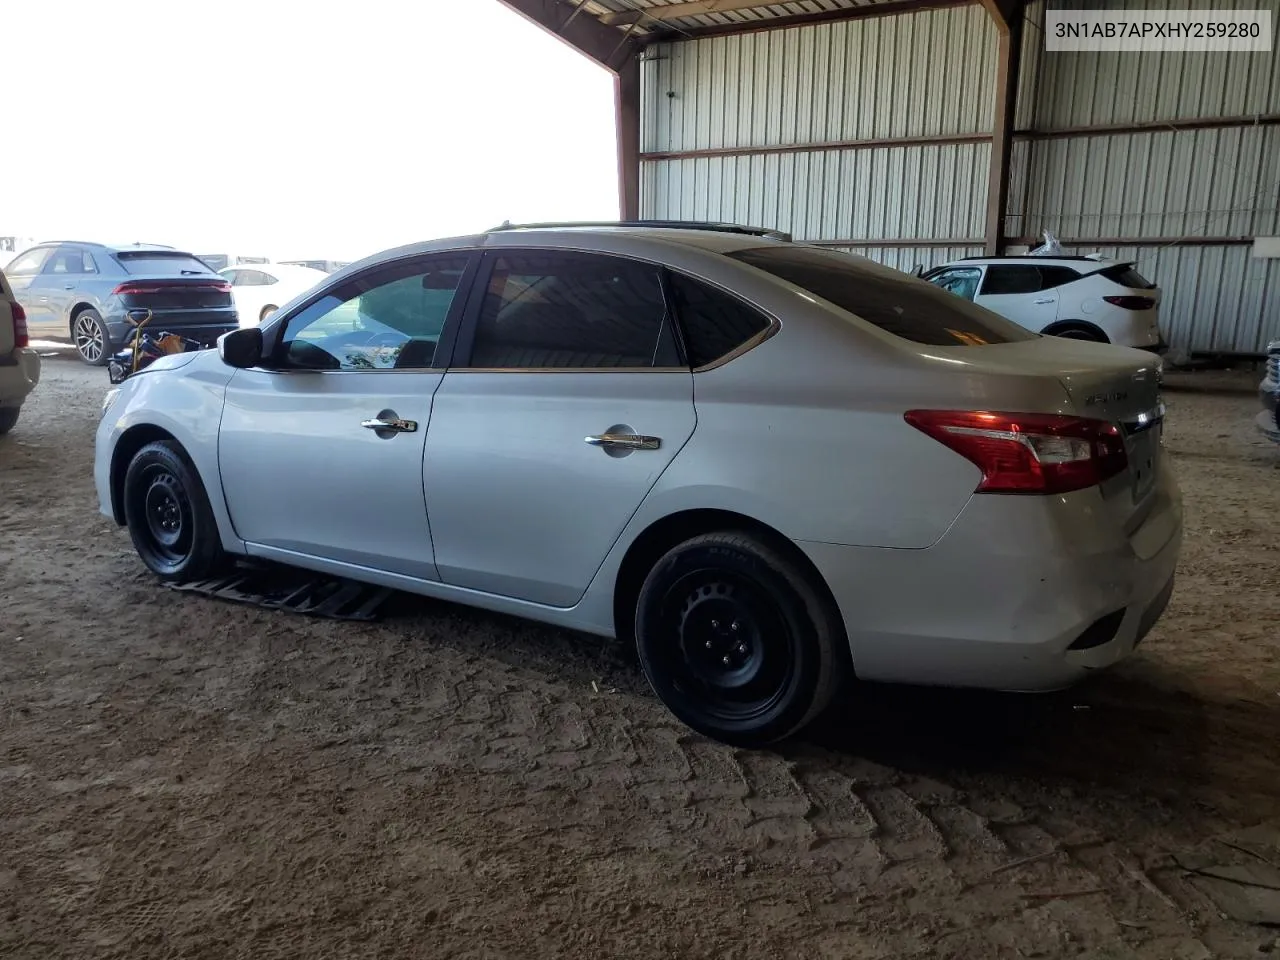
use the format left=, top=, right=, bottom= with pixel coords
left=165, top=565, right=397, bottom=621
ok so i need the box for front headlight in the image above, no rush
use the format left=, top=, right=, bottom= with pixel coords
left=101, top=387, right=120, bottom=416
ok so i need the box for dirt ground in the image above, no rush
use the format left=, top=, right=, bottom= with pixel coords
left=1, top=353, right=1278, bottom=960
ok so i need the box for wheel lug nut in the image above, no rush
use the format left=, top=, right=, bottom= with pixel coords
left=722, top=656, right=731, bottom=666
left=736, top=643, right=747, bottom=655
left=705, top=640, right=713, bottom=649
left=711, top=619, right=719, bottom=629
left=731, top=621, right=739, bottom=632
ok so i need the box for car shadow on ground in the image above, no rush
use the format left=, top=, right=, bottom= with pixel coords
left=386, top=593, right=1280, bottom=827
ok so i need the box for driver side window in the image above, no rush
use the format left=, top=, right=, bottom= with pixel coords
left=928, top=267, right=982, bottom=302
left=279, top=254, right=471, bottom=370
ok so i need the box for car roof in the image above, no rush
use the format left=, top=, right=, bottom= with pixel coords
left=35, top=241, right=182, bottom=253
left=320, top=222, right=805, bottom=284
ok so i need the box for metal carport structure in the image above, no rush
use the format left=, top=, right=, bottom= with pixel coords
left=497, top=0, right=1280, bottom=360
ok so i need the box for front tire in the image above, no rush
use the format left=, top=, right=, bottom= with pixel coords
left=73, top=308, right=110, bottom=365
left=634, top=532, right=844, bottom=747
left=0, top=407, right=19, bottom=436
left=122, top=440, right=226, bottom=581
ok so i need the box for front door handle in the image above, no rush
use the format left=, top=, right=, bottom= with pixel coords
left=362, top=417, right=417, bottom=433
left=585, top=433, right=661, bottom=450
left=63, top=283, right=75, bottom=290
left=1034, top=298, right=1056, bottom=305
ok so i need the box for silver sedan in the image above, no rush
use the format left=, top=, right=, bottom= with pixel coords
left=95, top=223, right=1182, bottom=746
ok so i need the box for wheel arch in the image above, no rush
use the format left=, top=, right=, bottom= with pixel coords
left=611, top=508, right=849, bottom=667
left=108, top=424, right=185, bottom=524
left=68, top=301, right=98, bottom=327
left=1041, top=319, right=1109, bottom=342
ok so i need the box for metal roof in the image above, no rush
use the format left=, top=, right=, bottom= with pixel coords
left=556, top=0, right=965, bottom=41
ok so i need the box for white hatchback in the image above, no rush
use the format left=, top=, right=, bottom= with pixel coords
left=923, top=256, right=1165, bottom=353
left=218, top=263, right=330, bottom=327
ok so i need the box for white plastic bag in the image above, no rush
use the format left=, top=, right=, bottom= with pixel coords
left=1028, top=230, right=1066, bottom=257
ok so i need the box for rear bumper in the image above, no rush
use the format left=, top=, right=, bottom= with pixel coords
left=0, top=348, right=41, bottom=405
left=799, top=465, right=1183, bottom=692
left=105, top=318, right=237, bottom=348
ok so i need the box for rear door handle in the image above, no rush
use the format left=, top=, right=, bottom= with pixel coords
left=362, top=417, right=417, bottom=433
left=63, top=283, right=75, bottom=290
left=1034, top=298, right=1055, bottom=305
left=585, top=433, right=661, bottom=450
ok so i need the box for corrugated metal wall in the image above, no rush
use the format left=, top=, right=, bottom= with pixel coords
left=639, top=0, right=1280, bottom=355
left=640, top=4, right=996, bottom=247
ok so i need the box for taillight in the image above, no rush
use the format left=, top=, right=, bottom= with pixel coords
left=112, top=282, right=162, bottom=296
left=1103, top=295, right=1156, bottom=310
left=905, top=410, right=1128, bottom=495
left=112, top=281, right=231, bottom=295
left=11, top=301, right=29, bottom=348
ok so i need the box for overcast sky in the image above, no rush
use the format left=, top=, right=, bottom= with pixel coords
left=4, top=0, right=619, bottom=262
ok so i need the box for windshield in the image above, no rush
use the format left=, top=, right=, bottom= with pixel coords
left=729, top=246, right=1039, bottom=346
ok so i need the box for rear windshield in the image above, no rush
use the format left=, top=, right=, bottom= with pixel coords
left=115, top=251, right=218, bottom=276
left=728, top=246, right=1038, bottom=346
left=1097, top=263, right=1155, bottom=289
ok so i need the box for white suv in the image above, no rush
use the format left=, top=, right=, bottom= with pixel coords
left=922, top=256, right=1165, bottom=353
left=0, top=267, right=40, bottom=435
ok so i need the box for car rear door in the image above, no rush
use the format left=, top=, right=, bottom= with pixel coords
left=974, top=264, right=1060, bottom=332
left=217, top=251, right=478, bottom=580
left=41, top=245, right=98, bottom=328
left=423, top=248, right=697, bottom=607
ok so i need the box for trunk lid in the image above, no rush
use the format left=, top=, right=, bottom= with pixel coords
left=947, top=337, right=1165, bottom=524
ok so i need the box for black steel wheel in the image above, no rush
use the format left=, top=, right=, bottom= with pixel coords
left=73, top=308, right=111, bottom=366
left=635, top=532, right=844, bottom=747
left=123, top=440, right=226, bottom=581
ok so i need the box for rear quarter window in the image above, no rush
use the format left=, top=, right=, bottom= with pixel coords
left=728, top=246, right=1038, bottom=347
left=115, top=252, right=219, bottom=276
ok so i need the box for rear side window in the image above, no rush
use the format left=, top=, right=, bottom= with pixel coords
left=981, top=265, right=1041, bottom=295
left=981, top=264, right=1081, bottom=295
left=468, top=252, right=674, bottom=369
left=729, top=246, right=1037, bottom=347
left=1098, top=263, right=1154, bottom=289
left=667, top=272, right=771, bottom=367
left=116, top=252, right=217, bottom=276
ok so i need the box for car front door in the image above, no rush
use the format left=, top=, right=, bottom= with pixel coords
left=41, top=245, right=99, bottom=332
left=3, top=246, right=58, bottom=337
left=217, top=251, right=477, bottom=580
left=974, top=264, right=1059, bottom=332
left=924, top=266, right=983, bottom=304
left=423, top=248, right=697, bottom=607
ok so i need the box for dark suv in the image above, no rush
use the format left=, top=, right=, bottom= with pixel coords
left=3, top=242, right=239, bottom=365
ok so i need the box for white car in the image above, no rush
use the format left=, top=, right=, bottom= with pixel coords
left=218, top=263, right=329, bottom=327
left=922, top=256, right=1165, bottom=352
left=0, top=267, right=41, bottom=435
left=95, top=223, right=1182, bottom=746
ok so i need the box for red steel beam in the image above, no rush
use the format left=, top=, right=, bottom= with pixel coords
left=495, top=0, right=638, bottom=71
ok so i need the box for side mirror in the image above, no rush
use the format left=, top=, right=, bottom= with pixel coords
left=218, top=327, right=264, bottom=368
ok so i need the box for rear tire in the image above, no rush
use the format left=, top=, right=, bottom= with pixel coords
left=634, top=531, right=844, bottom=747
left=123, top=440, right=226, bottom=581
left=0, top=407, right=19, bottom=436
left=73, top=308, right=111, bottom=365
